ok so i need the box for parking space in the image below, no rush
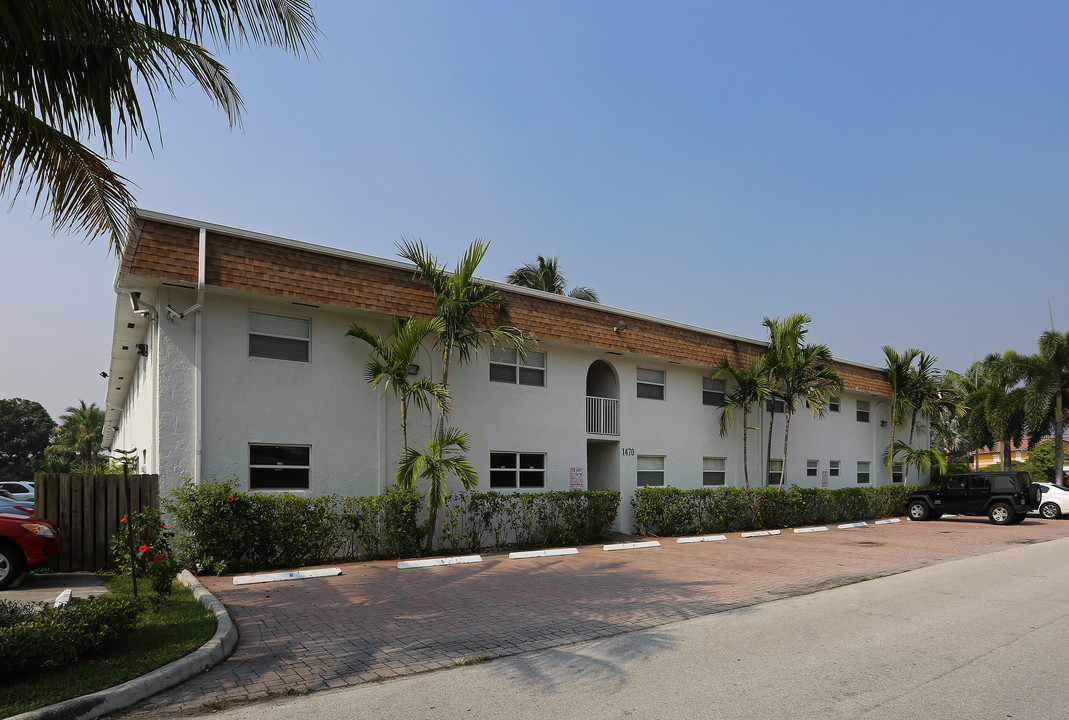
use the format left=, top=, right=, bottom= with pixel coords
left=117, top=516, right=1069, bottom=717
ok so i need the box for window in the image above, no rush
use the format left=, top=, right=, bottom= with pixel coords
left=637, top=455, right=665, bottom=486
left=703, top=457, right=726, bottom=486
left=768, top=459, right=783, bottom=486
left=857, top=461, right=871, bottom=484
left=829, top=396, right=840, bottom=412
left=829, top=460, right=840, bottom=478
left=806, top=459, right=818, bottom=478
left=249, top=444, right=310, bottom=490
left=766, top=399, right=785, bottom=413
left=892, top=463, right=904, bottom=483
left=991, top=453, right=1000, bottom=464
left=702, top=378, right=726, bottom=406
left=856, top=400, right=870, bottom=422
left=489, top=348, right=546, bottom=387
left=637, top=368, right=665, bottom=400
left=249, top=312, right=310, bottom=362
left=489, top=452, right=546, bottom=488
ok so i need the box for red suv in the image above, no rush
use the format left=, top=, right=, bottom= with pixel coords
left=0, top=513, right=62, bottom=589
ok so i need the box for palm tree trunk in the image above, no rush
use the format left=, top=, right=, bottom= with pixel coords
left=780, top=411, right=791, bottom=489
left=742, top=407, right=750, bottom=489
left=400, top=397, right=408, bottom=452
left=1001, top=436, right=1012, bottom=471
left=766, top=408, right=775, bottom=487
left=1055, top=393, right=1065, bottom=486
left=425, top=506, right=438, bottom=555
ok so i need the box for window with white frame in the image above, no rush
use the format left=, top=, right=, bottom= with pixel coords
left=856, top=400, right=870, bottom=422
left=249, top=312, right=310, bottom=362
left=703, top=457, right=726, bottom=486
left=807, top=459, right=818, bottom=478
left=991, top=453, right=1000, bottom=464
left=637, top=368, right=665, bottom=400
left=702, top=378, right=726, bottom=406
left=489, top=347, right=545, bottom=386
left=892, top=463, right=904, bottom=483
left=857, top=461, right=871, bottom=484
left=768, top=459, right=783, bottom=486
left=489, top=452, right=546, bottom=488
left=765, top=399, right=785, bottom=413
left=829, top=460, right=840, bottom=478
left=249, top=444, right=310, bottom=490
left=637, top=455, right=665, bottom=486
left=829, top=396, right=840, bottom=412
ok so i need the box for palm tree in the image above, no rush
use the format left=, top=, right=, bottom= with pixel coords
left=761, top=313, right=843, bottom=487
left=710, top=355, right=772, bottom=488
left=965, top=353, right=1027, bottom=472
left=47, top=400, right=105, bottom=470
left=506, top=255, right=600, bottom=302
left=883, top=346, right=920, bottom=472
left=345, top=316, right=450, bottom=452
left=882, top=441, right=947, bottom=485
left=930, top=370, right=970, bottom=465
left=397, top=238, right=529, bottom=400
left=397, top=427, right=479, bottom=554
left=1017, top=330, right=1069, bottom=485
left=1, top=1, right=318, bottom=250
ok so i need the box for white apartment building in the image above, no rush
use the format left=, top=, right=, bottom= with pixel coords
left=103, top=210, right=919, bottom=532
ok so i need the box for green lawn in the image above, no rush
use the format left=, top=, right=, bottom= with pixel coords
left=0, top=576, right=217, bottom=718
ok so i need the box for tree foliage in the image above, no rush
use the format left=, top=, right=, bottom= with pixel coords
left=1, top=0, right=318, bottom=250
left=46, top=400, right=105, bottom=471
left=506, top=254, right=600, bottom=302
left=0, top=398, right=55, bottom=481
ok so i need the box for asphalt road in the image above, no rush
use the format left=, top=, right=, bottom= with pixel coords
left=189, top=535, right=1069, bottom=720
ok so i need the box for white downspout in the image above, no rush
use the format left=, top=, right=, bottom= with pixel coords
left=194, top=228, right=206, bottom=484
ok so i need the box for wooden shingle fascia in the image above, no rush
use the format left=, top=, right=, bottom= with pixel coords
left=120, top=210, right=892, bottom=397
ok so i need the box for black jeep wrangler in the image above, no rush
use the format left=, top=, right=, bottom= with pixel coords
left=906, top=472, right=1040, bottom=525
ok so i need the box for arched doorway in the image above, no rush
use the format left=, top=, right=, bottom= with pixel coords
left=586, top=360, right=620, bottom=495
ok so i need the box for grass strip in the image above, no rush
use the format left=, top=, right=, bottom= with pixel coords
left=0, top=575, right=216, bottom=718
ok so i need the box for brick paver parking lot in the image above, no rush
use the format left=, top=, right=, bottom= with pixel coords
left=117, top=516, right=1069, bottom=717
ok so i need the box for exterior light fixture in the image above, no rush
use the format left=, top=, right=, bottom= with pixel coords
left=613, top=321, right=628, bottom=333
left=136, top=343, right=149, bottom=357
left=408, top=364, right=420, bottom=376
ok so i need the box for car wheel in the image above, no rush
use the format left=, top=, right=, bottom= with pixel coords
left=0, top=541, right=26, bottom=590
left=1040, top=502, right=1062, bottom=520
left=988, top=502, right=1013, bottom=525
left=1029, top=484, right=1043, bottom=506
left=908, top=501, right=931, bottom=521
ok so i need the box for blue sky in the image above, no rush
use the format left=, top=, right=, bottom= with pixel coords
left=3, top=1, right=1068, bottom=419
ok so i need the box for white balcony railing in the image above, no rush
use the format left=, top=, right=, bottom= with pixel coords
left=586, top=396, right=619, bottom=436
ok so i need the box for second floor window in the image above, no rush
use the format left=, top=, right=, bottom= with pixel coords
left=489, top=348, right=545, bottom=386
left=249, top=312, right=309, bottom=362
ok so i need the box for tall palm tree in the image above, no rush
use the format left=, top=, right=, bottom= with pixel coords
left=345, top=316, right=450, bottom=452
left=965, top=353, right=1027, bottom=472
left=930, top=370, right=970, bottom=465
left=883, top=346, right=920, bottom=472
left=711, top=355, right=772, bottom=488
left=1018, top=330, right=1069, bottom=485
left=47, top=400, right=105, bottom=470
left=397, top=427, right=479, bottom=554
left=1, top=1, right=318, bottom=250
left=506, top=255, right=600, bottom=302
left=761, top=313, right=842, bottom=487
left=397, top=238, right=528, bottom=399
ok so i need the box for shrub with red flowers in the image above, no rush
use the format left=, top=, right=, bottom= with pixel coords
left=109, top=508, right=181, bottom=612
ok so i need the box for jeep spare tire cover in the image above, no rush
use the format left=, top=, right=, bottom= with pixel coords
left=1029, top=483, right=1042, bottom=506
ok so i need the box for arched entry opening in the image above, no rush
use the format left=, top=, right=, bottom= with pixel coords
left=586, top=360, right=620, bottom=497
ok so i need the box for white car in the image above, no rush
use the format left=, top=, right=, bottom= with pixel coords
left=0, top=481, right=34, bottom=502
left=1035, top=483, right=1069, bottom=519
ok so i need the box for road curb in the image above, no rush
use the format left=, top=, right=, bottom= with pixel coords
left=10, top=570, right=237, bottom=720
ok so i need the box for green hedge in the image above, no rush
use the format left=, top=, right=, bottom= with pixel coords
left=630, top=485, right=912, bottom=536
left=167, top=477, right=619, bottom=573
left=438, top=490, right=620, bottom=553
left=0, top=596, right=141, bottom=676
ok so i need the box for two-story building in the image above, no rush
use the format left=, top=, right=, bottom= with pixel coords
left=102, top=210, right=920, bottom=531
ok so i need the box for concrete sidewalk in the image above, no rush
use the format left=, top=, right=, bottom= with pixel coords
left=115, top=516, right=1069, bottom=718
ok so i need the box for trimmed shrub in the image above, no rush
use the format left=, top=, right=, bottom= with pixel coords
left=0, top=595, right=141, bottom=676
left=438, top=490, right=620, bottom=552
left=631, top=485, right=911, bottom=536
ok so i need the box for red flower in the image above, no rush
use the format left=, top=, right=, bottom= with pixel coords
left=228, top=496, right=234, bottom=502
left=139, top=544, right=149, bottom=552
left=120, top=517, right=127, bottom=523
left=160, top=524, right=166, bottom=529
left=153, top=554, right=166, bottom=562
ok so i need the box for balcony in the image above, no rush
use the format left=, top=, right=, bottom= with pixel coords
left=586, top=396, right=619, bottom=436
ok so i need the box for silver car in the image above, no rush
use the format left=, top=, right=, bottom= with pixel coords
left=0, top=489, right=34, bottom=517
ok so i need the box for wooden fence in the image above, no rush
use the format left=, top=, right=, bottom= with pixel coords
left=33, top=473, right=160, bottom=572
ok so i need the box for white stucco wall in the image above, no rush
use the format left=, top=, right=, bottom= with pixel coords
left=112, top=286, right=926, bottom=532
